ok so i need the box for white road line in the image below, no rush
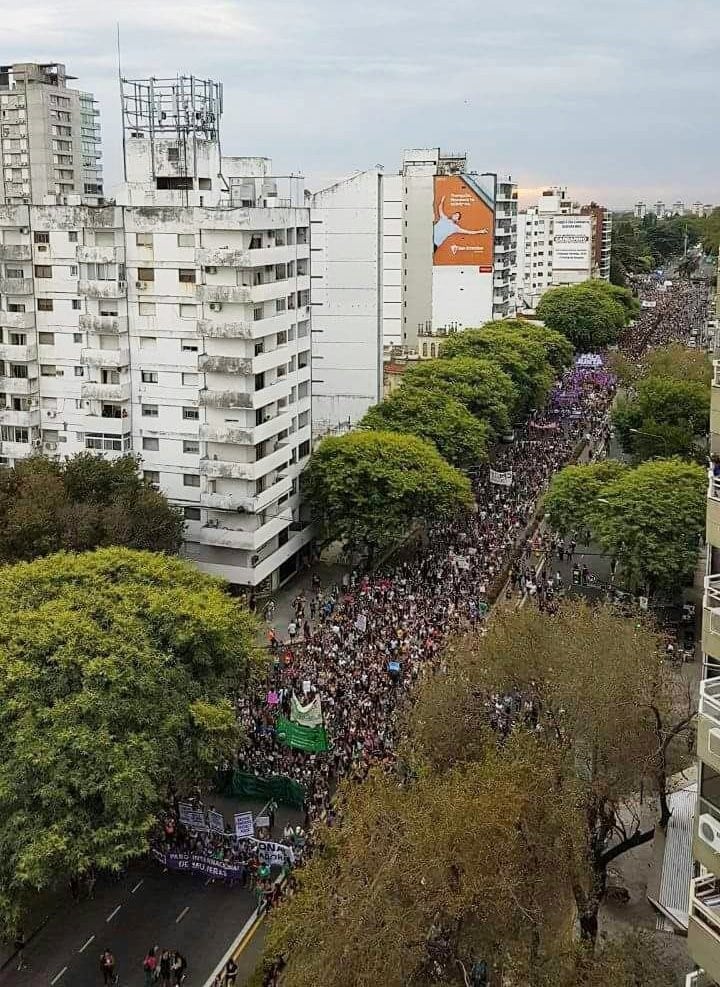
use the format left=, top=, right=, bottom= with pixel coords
left=175, top=906, right=190, bottom=924
left=204, top=877, right=212, bottom=886
left=130, top=879, right=144, bottom=894
left=50, top=966, right=68, bottom=985
left=79, top=934, right=95, bottom=953
left=106, top=905, right=122, bottom=923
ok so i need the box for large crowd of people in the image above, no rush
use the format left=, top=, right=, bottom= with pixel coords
left=230, top=278, right=711, bottom=832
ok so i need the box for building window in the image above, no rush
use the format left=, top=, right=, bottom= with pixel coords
left=137, top=267, right=154, bottom=282
left=141, top=404, right=159, bottom=417
left=183, top=440, right=199, bottom=455
left=139, top=336, right=156, bottom=349
left=181, top=339, right=198, bottom=352
left=38, top=332, right=55, bottom=345
left=86, top=433, right=122, bottom=452
left=40, top=365, right=56, bottom=377
left=34, top=265, right=51, bottom=278
left=181, top=373, right=199, bottom=386
left=73, top=333, right=82, bottom=343
left=178, top=269, right=196, bottom=284
left=183, top=506, right=201, bottom=520
left=74, top=366, right=84, bottom=377
left=71, top=299, right=81, bottom=310
left=253, top=306, right=263, bottom=322
left=141, top=371, right=158, bottom=384
left=183, top=473, right=200, bottom=487
left=298, top=439, right=311, bottom=459
left=275, top=298, right=286, bottom=313
left=182, top=406, right=199, bottom=421
left=1, top=426, right=29, bottom=443
left=143, top=470, right=160, bottom=487
left=136, top=233, right=153, bottom=247
left=68, top=231, right=78, bottom=243
left=142, top=437, right=159, bottom=451
left=36, top=298, right=54, bottom=312
left=34, top=232, right=49, bottom=244
left=177, top=234, right=194, bottom=247
left=138, top=302, right=156, bottom=316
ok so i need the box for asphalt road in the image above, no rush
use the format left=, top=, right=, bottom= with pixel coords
left=0, top=859, right=256, bottom=987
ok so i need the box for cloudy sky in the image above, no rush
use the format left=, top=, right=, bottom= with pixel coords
left=4, top=0, right=718, bottom=207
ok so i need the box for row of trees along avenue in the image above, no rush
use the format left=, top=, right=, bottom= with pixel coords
left=265, top=602, right=692, bottom=986
left=305, top=288, right=635, bottom=563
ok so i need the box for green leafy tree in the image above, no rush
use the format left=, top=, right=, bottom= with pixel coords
left=438, top=322, right=555, bottom=412
left=411, top=601, right=695, bottom=944
left=612, top=375, right=709, bottom=461
left=360, top=387, right=489, bottom=468
left=304, top=430, right=473, bottom=560
left=535, top=284, right=627, bottom=351
left=545, top=459, right=706, bottom=592
left=401, top=357, right=517, bottom=436
left=645, top=343, right=712, bottom=386
left=543, top=460, right=628, bottom=536
left=0, top=453, right=184, bottom=562
left=0, top=548, right=260, bottom=934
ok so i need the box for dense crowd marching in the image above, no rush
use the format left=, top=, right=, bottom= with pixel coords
left=230, top=276, right=711, bottom=834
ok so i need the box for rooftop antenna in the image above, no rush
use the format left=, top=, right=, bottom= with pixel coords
left=117, top=23, right=127, bottom=182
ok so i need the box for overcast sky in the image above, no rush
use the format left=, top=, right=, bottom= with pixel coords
left=4, top=0, right=718, bottom=207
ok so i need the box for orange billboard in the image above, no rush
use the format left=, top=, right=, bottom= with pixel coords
left=433, top=174, right=495, bottom=267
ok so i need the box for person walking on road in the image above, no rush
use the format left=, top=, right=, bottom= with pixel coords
left=14, top=929, right=27, bottom=971
left=172, top=950, right=187, bottom=985
left=224, top=957, right=239, bottom=985
left=143, top=946, right=158, bottom=986
left=159, top=949, right=172, bottom=987
left=100, top=948, right=117, bottom=985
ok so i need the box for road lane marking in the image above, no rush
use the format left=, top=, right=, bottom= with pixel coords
left=106, top=905, right=122, bottom=923
left=131, top=880, right=144, bottom=894
left=51, top=966, right=68, bottom=984
left=79, top=935, right=95, bottom=953
left=204, top=878, right=212, bottom=886
left=175, top=906, right=190, bottom=924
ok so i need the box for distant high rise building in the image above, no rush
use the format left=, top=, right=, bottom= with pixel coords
left=672, top=200, right=686, bottom=216
left=634, top=201, right=647, bottom=219
left=653, top=200, right=666, bottom=217
left=0, top=62, right=102, bottom=206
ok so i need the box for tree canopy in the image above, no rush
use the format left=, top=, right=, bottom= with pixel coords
left=645, top=343, right=712, bottom=386
left=612, top=374, right=710, bottom=461
left=610, top=212, right=705, bottom=282
left=0, top=453, right=184, bottom=562
left=0, top=548, right=260, bottom=934
left=544, top=458, right=706, bottom=592
left=360, top=387, right=489, bottom=468
left=535, top=283, right=628, bottom=351
left=438, top=322, right=556, bottom=412
left=303, top=430, right=473, bottom=559
left=401, top=357, right=517, bottom=436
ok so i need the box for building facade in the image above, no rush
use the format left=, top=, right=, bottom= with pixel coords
left=0, top=62, right=102, bottom=206
left=515, top=188, right=611, bottom=311
left=0, top=74, right=312, bottom=591
left=310, top=149, right=517, bottom=431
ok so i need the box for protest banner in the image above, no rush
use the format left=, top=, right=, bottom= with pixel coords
left=276, top=716, right=329, bottom=753
left=178, top=803, right=208, bottom=831
left=208, top=809, right=225, bottom=835
left=489, top=469, right=513, bottom=487
left=234, top=811, right=255, bottom=839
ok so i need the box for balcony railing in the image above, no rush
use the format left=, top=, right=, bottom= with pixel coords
left=0, top=244, right=31, bottom=261
left=196, top=247, right=249, bottom=268
left=77, top=245, right=121, bottom=264
left=691, top=875, right=720, bottom=939
left=196, top=284, right=251, bottom=305
left=199, top=389, right=252, bottom=410
left=198, top=354, right=252, bottom=374
left=0, top=278, right=32, bottom=295
left=0, top=311, right=34, bottom=330
left=80, top=381, right=131, bottom=402
left=700, top=678, right=720, bottom=726
left=197, top=319, right=253, bottom=339
left=78, top=313, right=127, bottom=333
left=81, top=347, right=130, bottom=368
left=78, top=280, right=126, bottom=299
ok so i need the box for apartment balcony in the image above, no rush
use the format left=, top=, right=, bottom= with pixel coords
left=200, top=446, right=289, bottom=481
left=196, top=246, right=249, bottom=268
left=81, top=347, right=130, bottom=368
left=200, top=475, right=292, bottom=514
left=0, top=407, right=40, bottom=428
left=78, top=280, right=126, bottom=299
left=699, top=677, right=720, bottom=769
left=0, top=278, right=32, bottom=295
left=196, top=284, right=251, bottom=304
left=0, top=244, right=31, bottom=261
left=0, top=311, right=34, bottom=330
left=0, top=343, right=36, bottom=362
left=0, top=440, right=33, bottom=458
left=80, top=381, right=131, bottom=402
left=711, top=364, right=720, bottom=454
left=708, top=471, right=720, bottom=547
left=248, top=280, right=290, bottom=304
left=685, top=970, right=713, bottom=987
left=197, top=319, right=253, bottom=339
left=78, top=313, right=128, bottom=333
left=689, top=875, right=720, bottom=983
left=199, top=514, right=290, bottom=552
left=246, top=243, right=310, bottom=267
left=0, top=376, right=38, bottom=395
left=200, top=389, right=252, bottom=410
left=76, top=245, right=121, bottom=264
left=703, top=575, right=720, bottom=661
left=199, top=423, right=254, bottom=445
left=198, top=354, right=252, bottom=374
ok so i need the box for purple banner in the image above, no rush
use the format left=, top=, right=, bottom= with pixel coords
left=151, top=848, right=246, bottom=884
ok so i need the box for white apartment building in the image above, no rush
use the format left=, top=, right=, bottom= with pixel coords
left=310, top=150, right=517, bottom=431
left=515, top=187, right=611, bottom=311
left=0, top=74, right=312, bottom=591
left=0, top=62, right=102, bottom=206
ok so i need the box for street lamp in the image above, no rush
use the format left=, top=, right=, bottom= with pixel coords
left=628, top=427, right=671, bottom=452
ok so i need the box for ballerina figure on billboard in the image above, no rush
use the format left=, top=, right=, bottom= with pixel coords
left=433, top=195, right=490, bottom=251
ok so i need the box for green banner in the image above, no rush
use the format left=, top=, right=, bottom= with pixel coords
left=276, top=716, right=330, bottom=753
left=220, top=770, right=306, bottom=810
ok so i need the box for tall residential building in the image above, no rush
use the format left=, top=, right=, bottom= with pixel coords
left=310, top=149, right=517, bottom=431
left=653, top=201, right=667, bottom=217
left=0, top=62, right=102, bottom=206
left=515, top=188, right=611, bottom=311
left=688, top=360, right=720, bottom=985
left=635, top=201, right=647, bottom=219
left=0, top=73, right=312, bottom=591
left=672, top=201, right=686, bottom=216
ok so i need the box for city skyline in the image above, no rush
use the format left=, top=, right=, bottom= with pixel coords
left=4, top=0, right=719, bottom=208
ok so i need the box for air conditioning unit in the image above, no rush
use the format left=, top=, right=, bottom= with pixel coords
left=20, top=227, right=29, bottom=235
left=135, top=281, right=146, bottom=290
left=205, top=266, right=217, bottom=274
left=44, top=442, right=58, bottom=451
left=709, top=727, right=720, bottom=758
left=209, top=302, right=223, bottom=312
left=45, top=410, right=57, bottom=418
left=37, top=244, right=48, bottom=252
left=118, top=281, right=127, bottom=291
left=33, top=438, right=42, bottom=448
left=698, top=813, right=720, bottom=851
